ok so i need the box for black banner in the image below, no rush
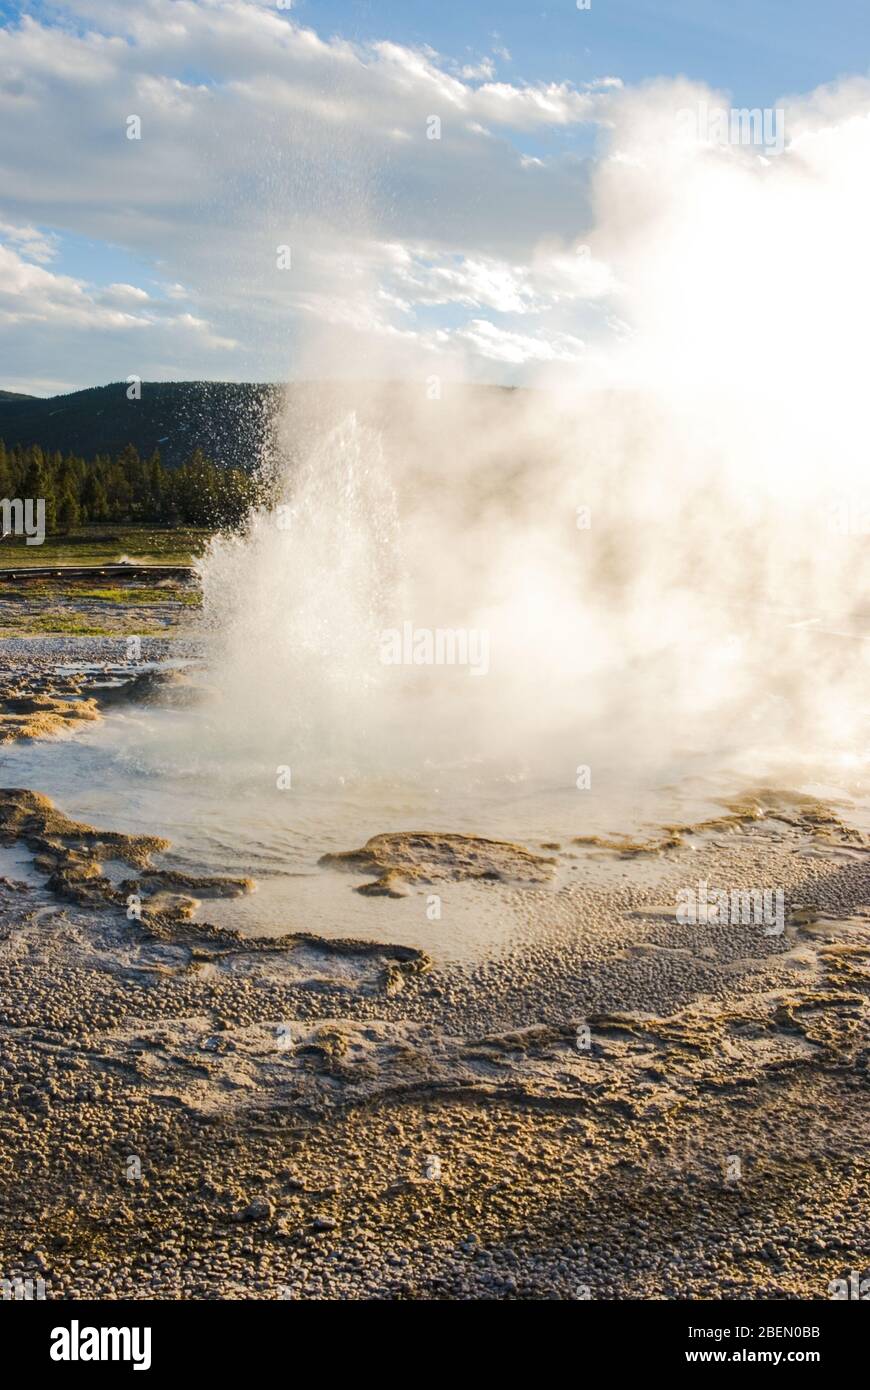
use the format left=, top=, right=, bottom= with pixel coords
left=3, top=1296, right=863, bottom=1375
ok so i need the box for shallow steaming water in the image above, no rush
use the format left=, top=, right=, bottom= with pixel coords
left=3, top=682, right=869, bottom=966
left=7, top=398, right=870, bottom=962
left=0, top=698, right=692, bottom=959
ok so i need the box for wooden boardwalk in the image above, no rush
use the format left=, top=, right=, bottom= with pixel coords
left=0, top=564, right=196, bottom=582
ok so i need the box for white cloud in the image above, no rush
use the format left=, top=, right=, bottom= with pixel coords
left=459, top=59, right=496, bottom=82
left=0, top=221, right=58, bottom=265
left=99, top=283, right=151, bottom=305
left=0, top=0, right=624, bottom=386
left=0, top=228, right=238, bottom=392
left=0, top=0, right=624, bottom=388
left=455, top=319, right=587, bottom=365
left=0, top=243, right=143, bottom=329
left=5, top=0, right=866, bottom=395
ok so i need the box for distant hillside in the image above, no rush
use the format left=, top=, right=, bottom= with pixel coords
left=0, top=378, right=526, bottom=474
left=0, top=381, right=282, bottom=470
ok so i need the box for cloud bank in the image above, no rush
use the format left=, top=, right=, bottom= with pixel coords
left=1, top=0, right=869, bottom=396
left=0, top=0, right=614, bottom=389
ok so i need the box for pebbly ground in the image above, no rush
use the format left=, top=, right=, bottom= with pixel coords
left=0, top=635, right=868, bottom=1301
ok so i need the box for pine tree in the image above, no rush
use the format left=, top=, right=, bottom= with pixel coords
left=57, top=484, right=80, bottom=533
left=82, top=473, right=110, bottom=524
left=22, top=446, right=57, bottom=533
left=0, top=440, right=13, bottom=501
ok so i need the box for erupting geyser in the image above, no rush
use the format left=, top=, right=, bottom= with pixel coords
left=192, top=81, right=870, bottom=793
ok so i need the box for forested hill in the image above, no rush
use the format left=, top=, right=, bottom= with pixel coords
left=0, top=381, right=281, bottom=471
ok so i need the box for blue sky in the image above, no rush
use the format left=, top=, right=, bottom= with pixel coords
left=5, top=0, right=867, bottom=103
left=301, top=0, right=870, bottom=106
left=0, top=0, right=869, bottom=394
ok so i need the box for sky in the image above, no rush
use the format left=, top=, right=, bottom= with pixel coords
left=1, top=0, right=869, bottom=395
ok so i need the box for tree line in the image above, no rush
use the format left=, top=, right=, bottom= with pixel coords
left=0, top=440, right=259, bottom=533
